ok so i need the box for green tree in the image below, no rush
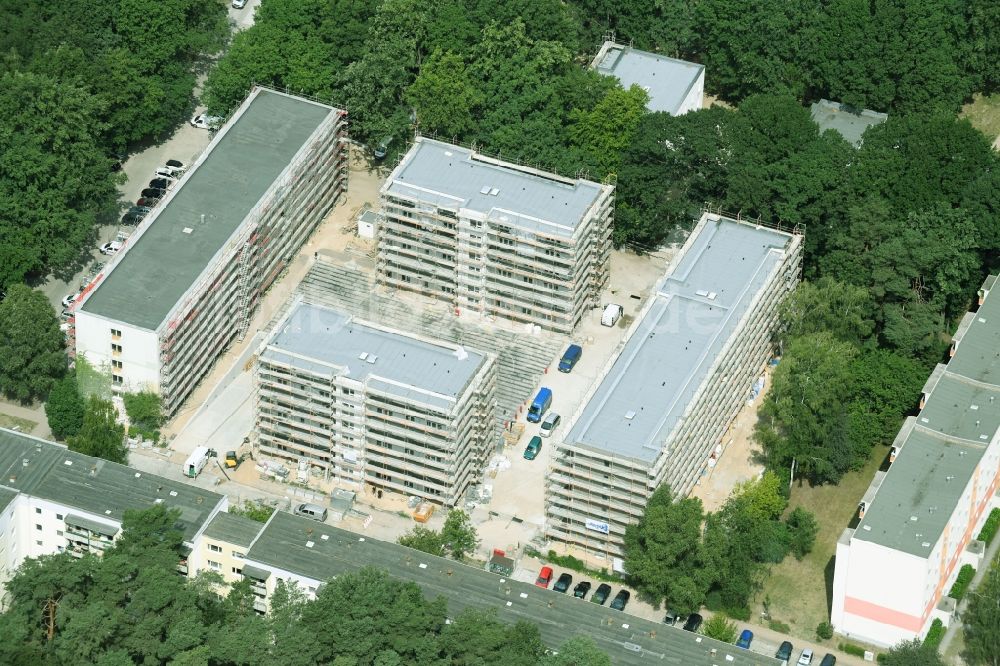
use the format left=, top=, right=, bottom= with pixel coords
left=0, top=284, right=66, bottom=402
left=406, top=49, right=481, bottom=139
left=568, top=84, right=649, bottom=177
left=539, top=635, right=612, bottom=666
left=397, top=525, right=446, bottom=557
left=439, top=608, right=544, bottom=665
left=778, top=278, right=875, bottom=347
left=45, top=370, right=85, bottom=440
left=440, top=508, right=478, bottom=560
left=123, top=390, right=163, bottom=443
left=881, top=638, right=948, bottom=666
left=785, top=507, right=819, bottom=560
left=847, top=349, right=924, bottom=449
left=70, top=395, right=127, bottom=464
left=962, top=558, right=1000, bottom=666
left=702, top=613, right=738, bottom=642
left=623, top=485, right=711, bottom=614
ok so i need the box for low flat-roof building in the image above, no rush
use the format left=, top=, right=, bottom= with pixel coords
left=591, top=41, right=705, bottom=116
left=546, top=212, right=802, bottom=557
left=75, top=87, right=348, bottom=415
left=832, top=275, right=1000, bottom=647
left=377, top=137, right=614, bottom=334
left=810, top=99, right=887, bottom=147
left=254, top=300, right=497, bottom=505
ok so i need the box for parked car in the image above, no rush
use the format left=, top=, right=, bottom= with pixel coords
left=682, top=613, right=703, bottom=632
left=100, top=241, right=123, bottom=255
left=154, top=166, right=182, bottom=179
left=136, top=197, right=159, bottom=208
left=601, top=303, right=623, bottom=326
left=293, top=503, right=327, bottom=522
left=191, top=113, right=222, bottom=130
left=141, top=187, right=165, bottom=199
left=572, top=581, right=591, bottom=599
left=558, top=344, right=582, bottom=372
left=165, top=159, right=186, bottom=169
left=591, top=583, right=612, bottom=605
left=736, top=629, right=753, bottom=649
left=523, top=435, right=542, bottom=460
left=374, top=136, right=393, bottom=160
left=797, top=649, right=814, bottom=665
left=818, top=655, right=836, bottom=666
left=610, top=590, right=630, bottom=611
left=232, top=0, right=248, bottom=7
left=775, top=641, right=794, bottom=663
left=535, top=566, right=553, bottom=588
left=61, top=293, right=80, bottom=308
left=121, top=210, right=145, bottom=226
left=148, top=178, right=173, bottom=190
left=553, top=573, right=572, bottom=593
left=539, top=411, right=561, bottom=438
left=662, top=610, right=680, bottom=625
left=133, top=205, right=152, bottom=214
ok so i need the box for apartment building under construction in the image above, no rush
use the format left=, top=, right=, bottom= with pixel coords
left=546, top=212, right=803, bottom=557
left=254, top=300, right=497, bottom=506
left=74, top=87, right=348, bottom=415
left=376, top=138, right=615, bottom=334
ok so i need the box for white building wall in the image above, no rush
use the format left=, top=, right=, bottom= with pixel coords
left=677, top=69, right=705, bottom=115
left=75, top=311, right=160, bottom=394
left=0, top=499, right=16, bottom=608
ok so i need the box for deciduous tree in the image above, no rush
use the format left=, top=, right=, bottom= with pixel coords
left=70, top=395, right=127, bottom=464
left=0, top=284, right=66, bottom=402
left=45, top=371, right=85, bottom=440
left=440, top=508, right=478, bottom=560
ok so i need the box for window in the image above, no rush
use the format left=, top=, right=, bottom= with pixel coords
left=112, top=360, right=123, bottom=370
left=36, top=540, right=42, bottom=547
left=56, top=530, right=63, bottom=536
left=35, top=508, right=41, bottom=514
left=233, top=551, right=245, bottom=560
left=112, top=375, right=123, bottom=386
left=208, top=560, right=221, bottom=571
left=111, top=343, right=123, bottom=354
left=232, top=567, right=243, bottom=575
left=56, top=514, right=63, bottom=520
left=208, top=544, right=222, bottom=553
left=111, top=328, right=122, bottom=338
left=36, top=524, right=42, bottom=531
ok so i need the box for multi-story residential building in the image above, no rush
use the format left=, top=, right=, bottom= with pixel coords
left=591, top=41, right=705, bottom=116
left=75, top=87, right=348, bottom=415
left=0, top=428, right=227, bottom=608
left=546, top=212, right=802, bottom=558
left=831, top=275, right=1000, bottom=647
left=254, top=300, right=498, bottom=506
left=377, top=137, right=614, bottom=334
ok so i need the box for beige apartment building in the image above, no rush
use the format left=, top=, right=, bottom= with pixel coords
left=546, top=212, right=803, bottom=557
left=254, top=300, right=498, bottom=506
left=376, top=138, right=615, bottom=334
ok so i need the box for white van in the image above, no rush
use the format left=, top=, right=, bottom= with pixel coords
left=294, top=503, right=328, bottom=522
left=601, top=303, right=623, bottom=327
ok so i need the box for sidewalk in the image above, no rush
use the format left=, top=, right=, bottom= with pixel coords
left=938, top=525, right=1000, bottom=660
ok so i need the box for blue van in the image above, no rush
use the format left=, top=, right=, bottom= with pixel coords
left=527, top=387, right=552, bottom=423
left=558, top=344, right=582, bottom=373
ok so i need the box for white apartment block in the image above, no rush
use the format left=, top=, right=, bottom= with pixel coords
left=377, top=138, right=615, bottom=334
left=0, top=429, right=227, bottom=608
left=546, top=212, right=802, bottom=558
left=591, top=41, right=705, bottom=116
left=832, top=275, right=1000, bottom=647
left=254, top=300, right=498, bottom=506
left=74, top=87, right=348, bottom=415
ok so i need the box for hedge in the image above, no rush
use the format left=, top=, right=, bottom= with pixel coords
left=923, top=618, right=945, bottom=649
left=544, top=550, right=620, bottom=582
left=977, top=508, right=1000, bottom=546
left=948, top=564, right=976, bottom=601
left=838, top=642, right=866, bottom=657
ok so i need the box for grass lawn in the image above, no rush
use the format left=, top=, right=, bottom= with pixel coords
left=0, top=413, right=37, bottom=433
left=755, top=448, right=888, bottom=645
left=961, top=93, right=1000, bottom=144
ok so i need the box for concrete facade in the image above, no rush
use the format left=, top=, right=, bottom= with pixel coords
left=591, top=41, right=705, bottom=116
left=377, top=138, right=614, bottom=334
left=254, top=300, right=498, bottom=506
left=75, top=87, right=348, bottom=415
left=831, top=275, right=1000, bottom=647
left=546, top=212, right=802, bottom=557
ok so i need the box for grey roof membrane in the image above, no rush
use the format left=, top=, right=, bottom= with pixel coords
left=81, top=89, right=336, bottom=330
left=594, top=43, right=704, bottom=115
left=385, top=138, right=604, bottom=238
left=261, top=302, right=487, bottom=411
left=567, top=217, right=792, bottom=462
left=855, top=278, right=1000, bottom=556
left=809, top=99, right=887, bottom=147
left=0, top=428, right=224, bottom=541
left=203, top=511, right=264, bottom=547
left=245, top=510, right=779, bottom=666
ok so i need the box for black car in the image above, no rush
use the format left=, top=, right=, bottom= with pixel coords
left=553, top=573, right=572, bottom=593
left=148, top=178, right=171, bottom=190
left=776, top=641, right=794, bottom=662
left=819, top=655, right=836, bottom=666
left=683, top=613, right=703, bottom=632
left=591, top=583, right=612, bottom=605
left=663, top=610, right=679, bottom=625
left=165, top=159, right=185, bottom=169
left=610, top=590, right=630, bottom=611
left=572, top=581, right=591, bottom=599
left=141, top=187, right=165, bottom=199
left=121, top=209, right=147, bottom=226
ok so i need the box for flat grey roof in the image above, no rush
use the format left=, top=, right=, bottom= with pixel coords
left=384, top=138, right=605, bottom=239
left=0, top=428, right=224, bottom=541
left=855, top=276, right=999, bottom=556
left=81, top=88, right=337, bottom=330
left=567, top=216, right=793, bottom=462
left=810, top=99, right=887, bottom=147
left=0, top=485, right=19, bottom=512
left=593, top=42, right=704, bottom=115
left=246, top=511, right=779, bottom=666
left=202, top=511, right=263, bottom=547
left=261, top=302, right=487, bottom=411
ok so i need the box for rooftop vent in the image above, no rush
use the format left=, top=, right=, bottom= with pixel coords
left=624, top=410, right=636, bottom=420
left=358, top=352, right=368, bottom=361
left=63, top=460, right=73, bottom=466
left=306, top=541, right=314, bottom=548
left=489, top=187, right=499, bottom=196
left=910, top=516, right=918, bottom=522
left=182, top=227, right=193, bottom=234
left=169, top=490, right=178, bottom=497
left=862, top=525, right=872, bottom=531
left=366, top=355, right=377, bottom=364
left=479, top=186, right=491, bottom=194
left=707, top=292, right=717, bottom=300
left=134, top=472, right=141, bottom=478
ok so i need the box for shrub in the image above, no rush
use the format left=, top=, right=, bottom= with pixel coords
left=838, top=642, right=866, bottom=657
left=769, top=620, right=791, bottom=633
left=545, top=550, right=619, bottom=582
left=725, top=605, right=751, bottom=621
left=923, top=618, right=944, bottom=649
left=702, top=613, right=738, bottom=642
left=816, top=621, right=833, bottom=640
left=977, top=508, right=1000, bottom=546
left=949, top=564, right=975, bottom=600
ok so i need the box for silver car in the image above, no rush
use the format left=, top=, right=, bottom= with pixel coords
left=539, top=411, right=561, bottom=438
